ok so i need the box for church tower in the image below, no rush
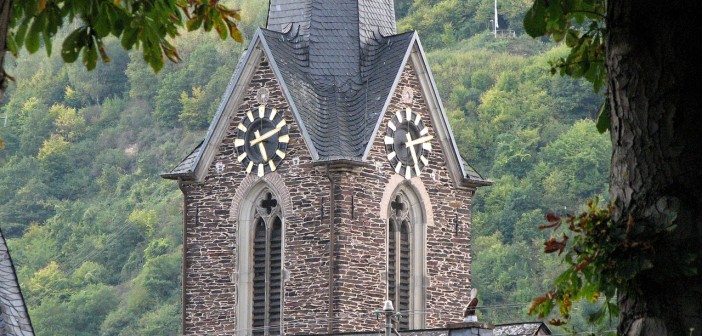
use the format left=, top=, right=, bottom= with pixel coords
left=163, top=1, right=491, bottom=334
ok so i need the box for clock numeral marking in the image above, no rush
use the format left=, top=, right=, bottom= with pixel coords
left=237, top=152, right=248, bottom=162
left=384, top=136, right=394, bottom=145
left=270, top=108, right=277, bottom=120
left=387, top=151, right=396, bottom=161
left=423, top=143, right=432, bottom=151
left=279, top=134, right=290, bottom=143
left=406, top=108, right=412, bottom=122
left=246, top=161, right=254, bottom=174
left=388, top=121, right=396, bottom=131
left=420, top=155, right=429, bottom=166
left=269, top=161, right=277, bottom=172
left=405, top=166, right=412, bottom=180
left=276, top=150, right=286, bottom=159
left=276, top=119, right=286, bottom=129
left=258, top=163, right=265, bottom=177
left=258, top=104, right=266, bottom=118
left=234, top=139, right=246, bottom=147
left=396, top=111, right=403, bottom=123
left=414, top=114, right=422, bottom=126
left=237, top=123, right=247, bottom=132
left=247, top=111, right=254, bottom=122
left=395, top=162, right=403, bottom=174
left=420, top=127, right=429, bottom=136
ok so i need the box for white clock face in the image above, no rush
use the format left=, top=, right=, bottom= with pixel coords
left=384, top=108, right=433, bottom=179
left=234, top=104, right=289, bottom=177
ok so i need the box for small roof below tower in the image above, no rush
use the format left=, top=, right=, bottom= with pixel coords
left=0, top=229, right=34, bottom=335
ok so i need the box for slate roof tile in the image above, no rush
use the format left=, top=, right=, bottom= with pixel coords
left=0, top=229, right=34, bottom=335
left=162, top=142, right=202, bottom=178
left=493, top=322, right=551, bottom=336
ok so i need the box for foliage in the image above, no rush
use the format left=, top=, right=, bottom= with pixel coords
left=8, top=0, right=243, bottom=72
left=527, top=201, right=618, bottom=329
left=530, top=194, right=698, bottom=331
left=523, top=0, right=608, bottom=131
left=397, top=0, right=533, bottom=49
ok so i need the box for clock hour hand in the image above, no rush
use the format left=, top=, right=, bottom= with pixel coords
left=406, top=133, right=420, bottom=170
left=250, top=125, right=283, bottom=146
left=254, top=130, right=268, bottom=161
left=405, top=135, right=434, bottom=147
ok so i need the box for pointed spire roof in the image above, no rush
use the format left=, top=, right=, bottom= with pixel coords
left=163, top=0, right=491, bottom=187
left=267, top=0, right=396, bottom=86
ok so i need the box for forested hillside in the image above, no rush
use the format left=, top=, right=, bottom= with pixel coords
left=0, top=0, right=609, bottom=334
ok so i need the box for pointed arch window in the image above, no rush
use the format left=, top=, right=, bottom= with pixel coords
left=238, top=188, right=284, bottom=336
left=387, top=188, right=425, bottom=330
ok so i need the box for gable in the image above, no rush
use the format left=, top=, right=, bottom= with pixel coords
left=364, top=38, right=491, bottom=188
left=163, top=31, right=316, bottom=182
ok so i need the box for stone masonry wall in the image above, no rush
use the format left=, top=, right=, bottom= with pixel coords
left=180, top=54, right=475, bottom=335
left=330, top=62, right=474, bottom=332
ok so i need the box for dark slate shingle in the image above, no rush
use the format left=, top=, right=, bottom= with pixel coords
left=0, top=229, right=34, bottom=336
left=263, top=28, right=414, bottom=159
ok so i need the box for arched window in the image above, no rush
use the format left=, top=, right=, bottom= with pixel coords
left=238, top=188, right=284, bottom=336
left=387, top=187, right=425, bottom=330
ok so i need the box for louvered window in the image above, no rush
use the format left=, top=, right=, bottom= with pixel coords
left=388, top=219, right=411, bottom=330
left=388, top=192, right=414, bottom=330
left=251, top=192, right=283, bottom=336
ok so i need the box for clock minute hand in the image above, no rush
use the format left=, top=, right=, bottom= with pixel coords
left=405, top=135, right=434, bottom=147
left=250, top=126, right=282, bottom=146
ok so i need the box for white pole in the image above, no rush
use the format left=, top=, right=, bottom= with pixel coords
left=494, top=0, right=498, bottom=37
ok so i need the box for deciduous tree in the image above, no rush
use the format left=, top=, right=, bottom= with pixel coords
left=525, top=0, right=702, bottom=334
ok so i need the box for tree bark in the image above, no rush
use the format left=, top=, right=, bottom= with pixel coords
left=607, top=1, right=702, bottom=335
left=0, top=0, right=12, bottom=103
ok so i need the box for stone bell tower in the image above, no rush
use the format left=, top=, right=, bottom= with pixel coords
left=163, top=1, right=491, bottom=334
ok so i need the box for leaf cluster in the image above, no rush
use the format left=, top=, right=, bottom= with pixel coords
left=529, top=199, right=666, bottom=330
left=8, top=0, right=242, bottom=72
left=523, top=0, right=608, bottom=132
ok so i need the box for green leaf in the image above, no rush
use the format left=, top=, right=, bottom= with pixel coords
left=61, top=28, right=85, bottom=63
left=120, top=27, right=139, bottom=50
left=524, top=0, right=547, bottom=37
left=565, top=29, right=579, bottom=47
left=595, top=100, right=609, bottom=133
left=43, top=29, right=52, bottom=56
left=15, top=18, right=30, bottom=47
left=82, top=43, right=98, bottom=70
left=26, top=17, right=45, bottom=53
left=6, top=34, right=18, bottom=56
left=186, top=17, right=202, bottom=31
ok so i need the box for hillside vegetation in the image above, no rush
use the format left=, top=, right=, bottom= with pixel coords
left=0, top=0, right=608, bottom=334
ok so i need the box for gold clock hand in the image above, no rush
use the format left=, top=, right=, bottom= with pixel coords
left=406, top=133, right=419, bottom=170
left=254, top=130, right=268, bottom=161
left=250, top=125, right=282, bottom=146
left=405, top=134, right=434, bottom=147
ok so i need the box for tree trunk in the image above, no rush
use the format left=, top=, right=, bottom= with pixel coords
left=607, top=1, right=702, bottom=335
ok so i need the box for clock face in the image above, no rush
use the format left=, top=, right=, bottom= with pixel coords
left=384, top=108, right=433, bottom=179
left=235, top=104, right=289, bottom=177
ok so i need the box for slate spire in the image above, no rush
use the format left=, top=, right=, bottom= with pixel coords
left=267, top=0, right=396, bottom=85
